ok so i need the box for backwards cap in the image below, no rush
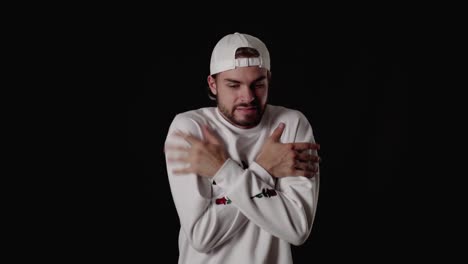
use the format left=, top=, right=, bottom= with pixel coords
left=210, top=32, right=270, bottom=75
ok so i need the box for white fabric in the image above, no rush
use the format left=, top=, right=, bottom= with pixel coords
left=165, top=105, right=320, bottom=264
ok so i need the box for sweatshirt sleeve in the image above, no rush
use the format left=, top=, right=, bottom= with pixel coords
left=212, top=111, right=320, bottom=245
left=165, top=114, right=249, bottom=253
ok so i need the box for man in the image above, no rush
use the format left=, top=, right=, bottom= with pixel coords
left=164, top=32, right=320, bottom=264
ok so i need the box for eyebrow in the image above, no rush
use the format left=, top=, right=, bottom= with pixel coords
left=223, top=76, right=267, bottom=84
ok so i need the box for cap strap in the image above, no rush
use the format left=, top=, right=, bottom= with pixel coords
left=235, top=57, right=263, bottom=68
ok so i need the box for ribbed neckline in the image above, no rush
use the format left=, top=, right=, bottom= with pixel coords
left=215, top=105, right=269, bottom=134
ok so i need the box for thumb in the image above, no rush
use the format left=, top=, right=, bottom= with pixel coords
left=270, top=122, right=285, bottom=142
left=202, top=124, right=220, bottom=144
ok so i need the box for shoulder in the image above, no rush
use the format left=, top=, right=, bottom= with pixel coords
left=266, top=105, right=309, bottom=123
left=170, top=107, right=214, bottom=125
left=266, top=105, right=315, bottom=142
left=168, top=107, right=215, bottom=133
left=266, top=105, right=313, bottom=136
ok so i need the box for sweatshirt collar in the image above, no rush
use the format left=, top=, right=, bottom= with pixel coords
left=215, top=105, right=269, bottom=134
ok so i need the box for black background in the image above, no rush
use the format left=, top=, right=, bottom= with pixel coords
left=83, top=22, right=410, bottom=262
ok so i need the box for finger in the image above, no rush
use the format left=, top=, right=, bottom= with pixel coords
left=269, top=122, right=285, bottom=142
left=295, top=153, right=320, bottom=162
left=291, top=142, right=320, bottom=151
left=202, top=125, right=221, bottom=145
left=296, top=161, right=319, bottom=172
left=310, top=165, right=319, bottom=173
left=295, top=168, right=319, bottom=178
left=295, top=152, right=310, bottom=162
left=292, top=169, right=315, bottom=178
left=311, top=155, right=321, bottom=163
left=164, top=145, right=190, bottom=153
left=294, top=161, right=310, bottom=171
left=173, top=131, right=202, bottom=145
left=306, top=155, right=322, bottom=164
left=172, top=167, right=192, bottom=175
left=167, top=157, right=188, bottom=163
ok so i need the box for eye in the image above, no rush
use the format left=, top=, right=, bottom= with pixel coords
left=227, top=84, right=240, bottom=88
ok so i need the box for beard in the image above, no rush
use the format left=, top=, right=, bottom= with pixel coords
left=218, top=101, right=264, bottom=128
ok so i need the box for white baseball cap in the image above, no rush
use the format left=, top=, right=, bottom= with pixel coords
left=210, top=32, right=271, bottom=75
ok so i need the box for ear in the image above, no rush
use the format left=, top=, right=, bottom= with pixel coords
left=207, top=75, right=217, bottom=95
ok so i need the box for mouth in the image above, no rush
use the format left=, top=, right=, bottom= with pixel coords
left=235, top=106, right=257, bottom=114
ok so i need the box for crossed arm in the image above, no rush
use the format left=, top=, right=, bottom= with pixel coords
left=166, top=122, right=320, bottom=178
left=165, top=118, right=320, bottom=252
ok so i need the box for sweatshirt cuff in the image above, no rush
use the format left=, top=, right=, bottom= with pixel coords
left=211, top=158, right=245, bottom=187
left=249, top=161, right=275, bottom=187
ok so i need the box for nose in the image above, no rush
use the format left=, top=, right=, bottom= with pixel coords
left=239, top=86, right=255, bottom=103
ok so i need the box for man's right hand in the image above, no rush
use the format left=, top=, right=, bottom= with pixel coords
left=255, top=123, right=320, bottom=178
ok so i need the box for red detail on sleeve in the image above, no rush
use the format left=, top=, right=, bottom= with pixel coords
left=216, top=197, right=227, bottom=204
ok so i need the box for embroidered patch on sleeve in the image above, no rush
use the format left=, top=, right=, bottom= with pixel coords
left=215, top=188, right=278, bottom=205
left=251, top=188, right=277, bottom=199
left=215, top=196, right=231, bottom=205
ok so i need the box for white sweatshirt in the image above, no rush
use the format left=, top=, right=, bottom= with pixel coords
left=164, top=104, right=320, bottom=264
